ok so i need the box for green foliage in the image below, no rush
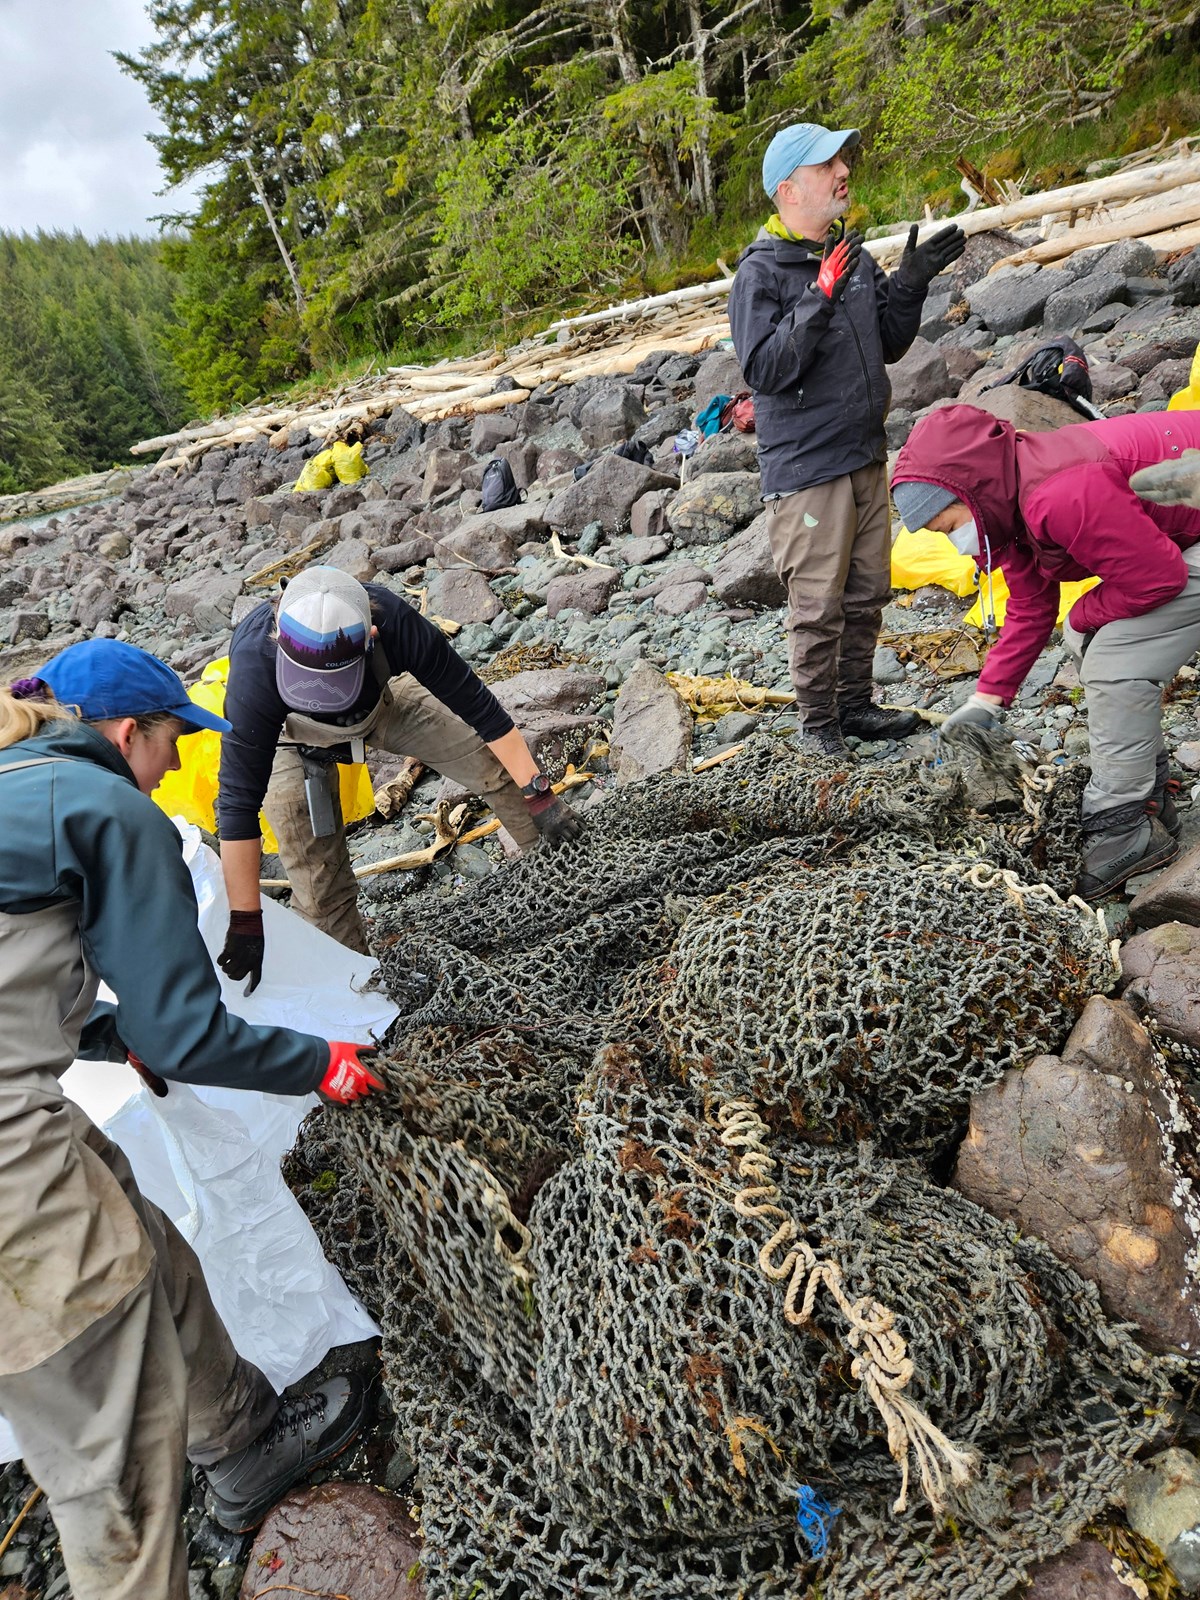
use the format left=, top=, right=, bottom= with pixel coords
left=0, top=232, right=187, bottom=494
left=112, top=0, right=1196, bottom=403
left=429, top=107, right=638, bottom=328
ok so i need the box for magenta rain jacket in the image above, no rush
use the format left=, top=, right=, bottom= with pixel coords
left=891, top=404, right=1200, bottom=703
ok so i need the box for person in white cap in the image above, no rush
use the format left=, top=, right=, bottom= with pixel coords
left=215, top=567, right=581, bottom=978
left=727, top=121, right=966, bottom=756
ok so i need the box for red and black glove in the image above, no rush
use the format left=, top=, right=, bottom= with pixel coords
left=522, top=773, right=582, bottom=845
left=127, top=1050, right=169, bottom=1098
left=319, top=1042, right=385, bottom=1106
left=815, top=228, right=863, bottom=301
left=218, top=910, right=265, bottom=997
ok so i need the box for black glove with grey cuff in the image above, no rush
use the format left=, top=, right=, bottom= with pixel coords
left=895, top=223, right=967, bottom=293
left=218, top=909, right=266, bottom=996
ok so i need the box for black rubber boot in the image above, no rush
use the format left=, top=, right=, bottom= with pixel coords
left=203, top=1373, right=367, bottom=1532
left=1145, top=781, right=1182, bottom=839
left=839, top=704, right=922, bottom=740
left=797, top=725, right=851, bottom=758
left=1145, top=754, right=1183, bottom=839
left=1076, top=816, right=1178, bottom=902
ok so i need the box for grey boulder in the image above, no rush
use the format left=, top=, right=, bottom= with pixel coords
left=668, top=472, right=762, bottom=546
left=609, top=660, right=693, bottom=786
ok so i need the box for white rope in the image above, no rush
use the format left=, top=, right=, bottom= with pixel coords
left=717, top=1101, right=978, bottom=1515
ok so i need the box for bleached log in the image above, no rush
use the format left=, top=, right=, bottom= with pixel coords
left=988, top=194, right=1200, bottom=270
left=546, top=275, right=736, bottom=334
left=1147, top=220, right=1200, bottom=258
left=130, top=408, right=295, bottom=455
left=420, top=388, right=532, bottom=420
left=864, top=154, right=1200, bottom=264
left=402, top=372, right=497, bottom=395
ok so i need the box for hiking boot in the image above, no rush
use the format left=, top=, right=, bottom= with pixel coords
left=839, top=704, right=922, bottom=741
left=797, top=725, right=851, bottom=758
left=204, top=1373, right=367, bottom=1532
left=1146, top=778, right=1183, bottom=840
left=1076, top=817, right=1179, bottom=902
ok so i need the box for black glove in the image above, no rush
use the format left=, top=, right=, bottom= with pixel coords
left=522, top=777, right=583, bottom=845
left=896, top=223, right=966, bottom=292
left=218, top=909, right=265, bottom=996
left=814, top=227, right=864, bottom=302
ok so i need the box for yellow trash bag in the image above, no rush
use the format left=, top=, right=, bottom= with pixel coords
left=963, top=571, right=1099, bottom=630
left=331, top=439, right=368, bottom=482
left=152, top=657, right=376, bottom=852
left=892, top=523, right=1099, bottom=628
left=890, top=526, right=979, bottom=598
left=293, top=448, right=336, bottom=492
left=1167, top=341, right=1200, bottom=411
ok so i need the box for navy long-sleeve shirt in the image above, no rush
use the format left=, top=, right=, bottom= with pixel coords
left=0, top=721, right=326, bottom=1094
left=217, top=585, right=515, bottom=842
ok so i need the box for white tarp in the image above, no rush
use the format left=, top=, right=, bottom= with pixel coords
left=0, top=822, right=394, bottom=1462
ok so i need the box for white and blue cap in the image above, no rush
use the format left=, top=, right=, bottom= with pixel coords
left=762, top=123, right=861, bottom=199
left=275, top=565, right=373, bottom=714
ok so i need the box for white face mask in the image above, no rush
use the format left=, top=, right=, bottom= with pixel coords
left=946, top=517, right=981, bottom=561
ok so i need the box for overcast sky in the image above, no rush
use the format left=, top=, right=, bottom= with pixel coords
left=0, top=0, right=200, bottom=239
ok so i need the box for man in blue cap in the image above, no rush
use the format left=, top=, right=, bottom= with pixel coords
left=728, top=122, right=966, bottom=755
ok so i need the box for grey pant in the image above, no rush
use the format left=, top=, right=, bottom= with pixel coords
left=1076, top=543, right=1200, bottom=823
left=766, top=462, right=891, bottom=730
left=0, top=1107, right=275, bottom=1600
left=264, top=672, right=540, bottom=953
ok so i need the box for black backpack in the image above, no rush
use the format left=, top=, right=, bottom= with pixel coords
left=985, top=335, right=1102, bottom=420
left=481, top=457, right=524, bottom=511
left=612, top=438, right=653, bottom=465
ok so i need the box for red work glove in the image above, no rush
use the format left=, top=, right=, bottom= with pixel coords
left=318, top=1042, right=385, bottom=1106
left=127, top=1050, right=169, bottom=1098
left=815, top=228, right=863, bottom=301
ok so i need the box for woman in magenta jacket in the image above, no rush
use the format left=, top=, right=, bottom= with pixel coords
left=891, top=403, right=1200, bottom=899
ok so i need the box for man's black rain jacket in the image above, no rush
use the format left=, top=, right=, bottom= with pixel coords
left=728, top=231, right=928, bottom=497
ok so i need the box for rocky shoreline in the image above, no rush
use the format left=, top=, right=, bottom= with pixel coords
left=2, top=231, right=1200, bottom=1598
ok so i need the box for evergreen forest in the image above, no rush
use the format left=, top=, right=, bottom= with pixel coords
left=1, top=0, right=1196, bottom=492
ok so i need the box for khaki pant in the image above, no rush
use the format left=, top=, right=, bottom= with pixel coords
left=0, top=1106, right=275, bottom=1600
left=766, top=462, right=891, bottom=731
left=264, top=672, right=540, bottom=953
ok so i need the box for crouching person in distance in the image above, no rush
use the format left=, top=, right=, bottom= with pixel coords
left=216, top=566, right=580, bottom=985
left=891, top=403, right=1200, bottom=900
left=0, top=639, right=385, bottom=1600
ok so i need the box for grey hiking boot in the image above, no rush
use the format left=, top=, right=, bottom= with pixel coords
left=203, top=1372, right=367, bottom=1532
left=1076, top=817, right=1179, bottom=902
left=798, top=725, right=851, bottom=758
left=839, top=703, right=922, bottom=740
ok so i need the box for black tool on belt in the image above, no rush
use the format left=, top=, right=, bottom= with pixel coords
left=299, top=747, right=339, bottom=837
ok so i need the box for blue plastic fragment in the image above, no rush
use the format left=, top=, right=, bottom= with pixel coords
left=794, top=1483, right=841, bottom=1559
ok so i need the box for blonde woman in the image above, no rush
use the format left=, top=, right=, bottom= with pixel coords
left=0, top=639, right=382, bottom=1600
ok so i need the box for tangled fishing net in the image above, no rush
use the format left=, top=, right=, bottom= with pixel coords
left=286, top=738, right=1180, bottom=1600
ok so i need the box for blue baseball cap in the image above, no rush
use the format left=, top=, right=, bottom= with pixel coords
left=762, top=123, right=861, bottom=198
left=35, top=640, right=231, bottom=734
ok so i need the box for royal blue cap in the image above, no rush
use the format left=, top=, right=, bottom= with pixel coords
left=35, top=640, right=231, bottom=734
left=762, top=123, right=860, bottom=198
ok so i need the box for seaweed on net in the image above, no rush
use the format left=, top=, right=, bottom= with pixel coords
left=286, top=738, right=1179, bottom=1600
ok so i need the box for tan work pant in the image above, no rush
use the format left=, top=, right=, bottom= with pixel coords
left=264, top=672, right=540, bottom=953
left=0, top=1107, right=275, bottom=1600
left=766, top=462, right=891, bottom=731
